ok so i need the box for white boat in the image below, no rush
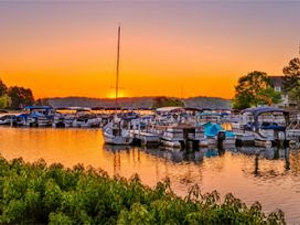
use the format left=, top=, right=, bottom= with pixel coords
left=52, top=113, right=75, bottom=128
left=160, top=127, right=184, bottom=148
left=186, top=126, right=206, bottom=147
left=203, top=122, right=236, bottom=148
left=130, top=129, right=160, bottom=146
left=11, top=114, right=29, bottom=126
left=102, top=25, right=133, bottom=145
left=26, top=106, right=54, bottom=127
left=235, top=132, right=255, bottom=146
left=103, top=122, right=132, bottom=145
left=11, top=106, right=54, bottom=127
left=0, top=115, right=13, bottom=125
left=73, top=114, right=101, bottom=128
left=237, top=107, right=290, bottom=147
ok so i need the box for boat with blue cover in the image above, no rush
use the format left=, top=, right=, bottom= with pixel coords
left=11, top=106, right=54, bottom=127
left=203, top=122, right=236, bottom=147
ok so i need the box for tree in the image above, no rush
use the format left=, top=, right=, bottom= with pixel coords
left=233, top=71, right=281, bottom=110
left=0, top=79, right=7, bottom=96
left=283, top=58, right=300, bottom=92
left=152, top=97, right=184, bottom=109
left=7, top=86, right=34, bottom=109
left=283, top=57, right=300, bottom=108
left=0, top=94, right=12, bottom=109
left=287, top=80, right=300, bottom=109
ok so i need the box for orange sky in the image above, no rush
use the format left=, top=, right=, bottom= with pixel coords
left=0, top=2, right=299, bottom=99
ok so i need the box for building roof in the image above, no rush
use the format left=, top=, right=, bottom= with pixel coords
left=269, top=76, right=284, bottom=87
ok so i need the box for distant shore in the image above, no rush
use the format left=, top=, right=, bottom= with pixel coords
left=43, top=96, right=232, bottom=109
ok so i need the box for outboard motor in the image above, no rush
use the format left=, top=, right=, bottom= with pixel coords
left=217, top=131, right=226, bottom=141
left=217, top=131, right=226, bottom=149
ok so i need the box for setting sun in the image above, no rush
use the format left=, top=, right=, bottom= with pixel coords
left=106, top=90, right=126, bottom=99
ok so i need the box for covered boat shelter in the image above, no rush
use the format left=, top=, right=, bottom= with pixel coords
left=241, top=107, right=289, bottom=132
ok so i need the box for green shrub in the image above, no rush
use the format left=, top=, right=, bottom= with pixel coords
left=0, top=156, right=285, bottom=224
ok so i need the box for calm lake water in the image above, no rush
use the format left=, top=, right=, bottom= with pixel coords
left=0, top=127, right=299, bottom=223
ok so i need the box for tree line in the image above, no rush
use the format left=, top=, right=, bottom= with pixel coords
left=152, top=96, right=184, bottom=108
left=0, top=79, right=34, bottom=109
left=233, top=49, right=300, bottom=110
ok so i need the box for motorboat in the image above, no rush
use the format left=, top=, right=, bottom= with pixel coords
left=236, top=107, right=290, bottom=147
left=203, top=122, right=236, bottom=147
left=103, top=117, right=133, bottom=145
left=11, top=106, right=54, bottom=127
left=0, top=115, right=14, bottom=125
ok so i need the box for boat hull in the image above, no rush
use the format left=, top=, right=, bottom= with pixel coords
left=104, top=135, right=132, bottom=145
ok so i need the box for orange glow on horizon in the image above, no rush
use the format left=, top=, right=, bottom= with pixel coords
left=1, top=2, right=298, bottom=100
left=106, top=90, right=127, bottom=99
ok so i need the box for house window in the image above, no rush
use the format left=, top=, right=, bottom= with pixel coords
left=275, top=86, right=281, bottom=92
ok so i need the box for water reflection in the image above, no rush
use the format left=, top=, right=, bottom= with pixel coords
left=139, top=147, right=229, bottom=164
left=235, top=147, right=294, bottom=181
left=0, top=127, right=300, bottom=223
left=142, top=147, right=204, bottom=163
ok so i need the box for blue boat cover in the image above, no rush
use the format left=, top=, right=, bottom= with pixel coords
left=15, top=114, right=29, bottom=118
left=31, top=111, right=44, bottom=117
left=203, top=122, right=235, bottom=138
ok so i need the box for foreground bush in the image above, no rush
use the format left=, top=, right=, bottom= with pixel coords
left=0, top=157, right=285, bottom=224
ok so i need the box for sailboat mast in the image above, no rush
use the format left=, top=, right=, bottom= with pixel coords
left=115, top=25, right=121, bottom=111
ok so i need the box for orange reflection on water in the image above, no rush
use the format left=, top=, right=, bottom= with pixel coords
left=0, top=127, right=299, bottom=223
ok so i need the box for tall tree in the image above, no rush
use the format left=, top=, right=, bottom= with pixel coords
left=7, top=86, right=34, bottom=109
left=233, top=71, right=281, bottom=110
left=0, top=79, right=7, bottom=96
left=283, top=57, right=300, bottom=92
left=283, top=56, right=300, bottom=109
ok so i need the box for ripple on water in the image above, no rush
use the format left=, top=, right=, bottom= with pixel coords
left=0, top=127, right=299, bottom=224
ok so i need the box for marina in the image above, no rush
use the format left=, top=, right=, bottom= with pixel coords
left=1, top=106, right=300, bottom=150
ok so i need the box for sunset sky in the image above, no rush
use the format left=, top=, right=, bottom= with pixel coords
left=0, top=1, right=299, bottom=99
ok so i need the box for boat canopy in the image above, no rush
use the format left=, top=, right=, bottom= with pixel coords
left=203, top=122, right=235, bottom=138
left=104, top=107, right=121, bottom=110
left=200, top=112, right=221, bottom=116
left=241, top=106, right=289, bottom=132
left=67, top=107, right=91, bottom=111
left=156, top=107, right=183, bottom=112
left=25, top=106, right=52, bottom=110
left=241, top=107, right=289, bottom=118
left=184, top=107, right=202, bottom=112
left=91, top=107, right=104, bottom=110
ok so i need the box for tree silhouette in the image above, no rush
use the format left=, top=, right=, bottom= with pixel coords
left=7, top=86, right=34, bottom=109
left=0, top=79, right=7, bottom=96
left=283, top=58, right=300, bottom=92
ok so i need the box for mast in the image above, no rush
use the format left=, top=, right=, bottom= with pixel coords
left=115, top=25, right=121, bottom=111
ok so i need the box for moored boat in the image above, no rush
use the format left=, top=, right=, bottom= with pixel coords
left=103, top=119, right=133, bottom=145
left=0, top=115, right=14, bottom=125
